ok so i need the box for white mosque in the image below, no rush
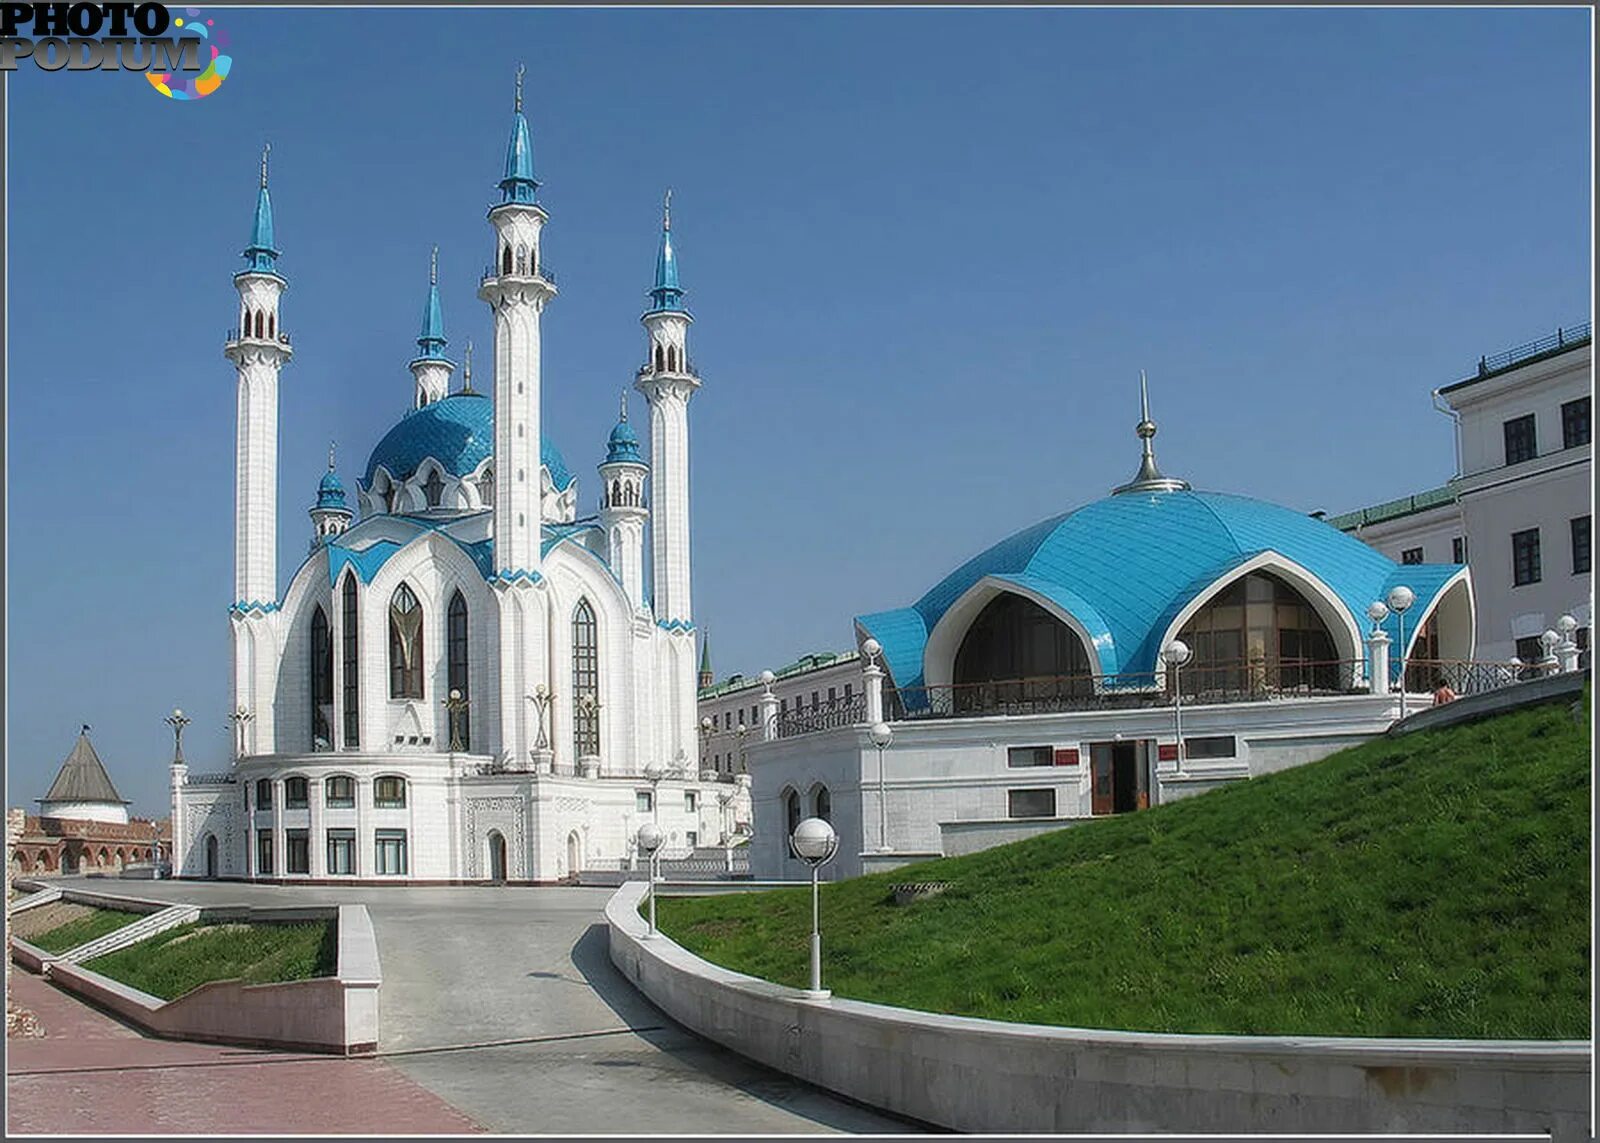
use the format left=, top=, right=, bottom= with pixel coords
left=172, top=78, right=743, bottom=883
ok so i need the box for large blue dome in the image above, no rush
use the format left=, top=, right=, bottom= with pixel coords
left=857, top=488, right=1467, bottom=691
left=363, top=393, right=573, bottom=492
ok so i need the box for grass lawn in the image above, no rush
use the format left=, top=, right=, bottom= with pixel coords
left=83, top=920, right=338, bottom=1001
left=658, top=694, right=1590, bottom=1039
left=26, top=907, right=143, bottom=954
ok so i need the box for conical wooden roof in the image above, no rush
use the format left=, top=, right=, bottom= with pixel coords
left=40, top=728, right=127, bottom=805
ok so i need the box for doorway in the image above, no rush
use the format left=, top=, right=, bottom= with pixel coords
left=566, top=831, right=582, bottom=880
left=204, top=834, right=219, bottom=878
left=1089, top=740, right=1152, bottom=815
left=487, top=831, right=507, bottom=882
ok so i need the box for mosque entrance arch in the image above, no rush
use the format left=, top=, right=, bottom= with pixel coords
left=1173, top=569, right=1343, bottom=697
left=487, top=831, right=507, bottom=883
left=204, top=834, right=219, bottom=879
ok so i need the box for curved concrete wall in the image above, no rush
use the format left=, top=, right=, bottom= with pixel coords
left=606, top=882, right=1589, bottom=1137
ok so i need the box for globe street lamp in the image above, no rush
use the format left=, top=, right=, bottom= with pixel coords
left=1161, top=640, right=1191, bottom=778
left=698, top=716, right=715, bottom=779
left=790, top=817, right=840, bottom=1000
left=643, top=760, right=666, bottom=827
left=165, top=708, right=192, bottom=763
left=868, top=721, right=893, bottom=853
left=1540, top=629, right=1562, bottom=675
left=1386, top=585, right=1415, bottom=719
left=636, top=822, right=664, bottom=938
left=444, top=688, right=470, bottom=752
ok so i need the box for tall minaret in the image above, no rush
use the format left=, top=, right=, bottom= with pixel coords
left=411, top=246, right=455, bottom=408
left=634, top=190, right=700, bottom=625
left=226, top=142, right=292, bottom=609
left=478, top=65, right=556, bottom=580
left=598, top=391, right=650, bottom=610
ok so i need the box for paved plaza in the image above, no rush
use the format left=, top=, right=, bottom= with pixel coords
left=7, top=878, right=914, bottom=1134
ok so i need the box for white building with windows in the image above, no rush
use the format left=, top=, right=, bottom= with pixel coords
left=1330, top=323, right=1591, bottom=665
left=695, top=645, right=861, bottom=776
left=172, top=83, right=723, bottom=883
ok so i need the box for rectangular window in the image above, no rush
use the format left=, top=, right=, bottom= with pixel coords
left=325, top=775, right=355, bottom=808
left=286, top=829, right=310, bottom=875
left=684, top=791, right=698, bottom=813
left=326, top=830, right=355, bottom=876
left=1562, top=396, right=1590, bottom=449
left=374, top=776, right=407, bottom=808
left=1512, top=527, right=1542, bottom=586
left=712, top=713, right=720, bottom=730
left=1503, top=414, right=1537, bottom=465
left=284, top=777, right=308, bottom=809
left=844, top=683, right=853, bottom=701
left=1184, top=735, right=1238, bottom=759
left=811, top=690, right=820, bottom=708
left=686, top=830, right=698, bottom=848
left=636, top=790, right=653, bottom=813
left=374, top=830, right=408, bottom=876
left=256, top=830, right=274, bottom=876
left=827, top=687, right=837, bottom=703
left=255, top=779, right=272, bottom=809
left=1008, top=788, right=1057, bottom=819
left=1400, top=547, right=1424, bottom=565
left=1515, top=635, right=1543, bottom=672
left=1573, top=516, right=1591, bottom=575
left=780, top=698, right=788, bottom=715
left=1452, top=536, right=1467, bottom=564
left=1007, top=745, right=1054, bottom=768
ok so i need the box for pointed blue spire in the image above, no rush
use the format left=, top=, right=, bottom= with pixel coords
left=647, top=189, right=685, bottom=313
left=498, top=65, right=540, bottom=205
left=242, top=142, right=280, bottom=275
left=416, top=246, right=449, bottom=361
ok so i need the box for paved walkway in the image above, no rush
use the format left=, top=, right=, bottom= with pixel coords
left=6, top=970, right=481, bottom=1134
left=9, top=878, right=915, bottom=1134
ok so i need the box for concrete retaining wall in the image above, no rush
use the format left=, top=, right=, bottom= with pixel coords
left=1389, top=668, right=1588, bottom=737
left=11, top=893, right=380, bottom=1054
left=606, top=882, right=1590, bottom=1138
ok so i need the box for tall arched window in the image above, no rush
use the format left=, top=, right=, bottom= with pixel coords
left=423, top=469, right=445, bottom=508
left=389, top=583, right=424, bottom=699
left=502, top=244, right=513, bottom=275
left=448, top=590, right=470, bottom=750
left=784, top=788, right=802, bottom=842
left=478, top=470, right=494, bottom=507
left=268, top=312, right=275, bottom=339
left=953, top=593, right=1095, bottom=712
left=812, top=784, right=831, bottom=823
left=572, top=598, right=600, bottom=757
left=1176, top=570, right=1338, bottom=696
left=654, top=344, right=665, bottom=373
left=310, top=605, right=333, bottom=751
left=254, top=311, right=264, bottom=338
left=341, top=573, right=360, bottom=748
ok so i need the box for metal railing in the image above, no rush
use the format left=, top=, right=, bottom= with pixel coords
left=1476, top=321, right=1591, bottom=378
left=636, top=357, right=700, bottom=379
left=886, top=660, right=1364, bottom=722
left=481, top=261, right=557, bottom=286
left=1402, top=658, right=1544, bottom=694
left=225, top=328, right=292, bottom=345
left=775, top=692, right=868, bottom=739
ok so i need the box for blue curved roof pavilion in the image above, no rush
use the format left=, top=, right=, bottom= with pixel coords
left=363, top=392, right=573, bottom=491
left=856, top=487, right=1471, bottom=695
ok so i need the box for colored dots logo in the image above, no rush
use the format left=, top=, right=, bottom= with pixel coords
left=147, top=8, right=231, bottom=100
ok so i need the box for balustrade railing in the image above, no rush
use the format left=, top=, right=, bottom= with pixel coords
left=635, top=357, right=700, bottom=379
left=225, top=328, right=292, bottom=346
left=481, top=261, right=557, bottom=286
left=1475, top=321, right=1590, bottom=377
left=1402, top=658, right=1538, bottom=694
left=775, top=692, right=868, bottom=739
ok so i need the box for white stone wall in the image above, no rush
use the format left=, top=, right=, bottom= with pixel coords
left=638, top=371, right=697, bottom=625
left=178, top=782, right=245, bottom=878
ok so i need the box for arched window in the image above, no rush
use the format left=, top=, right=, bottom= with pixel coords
left=254, top=311, right=264, bottom=338
left=572, top=598, right=600, bottom=757
left=812, top=784, right=831, bottom=823
left=784, top=788, right=802, bottom=844
left=389, top=584, right=424, bottom=699
left=268, top=312, right=275, bottom=339
left=1176, top=570, right=1338, bottom=696
left=478, top=470, right=494, bottom=507
left=310, top=605, right=333, bottom=751
left=374, top=775, right=407, bottom=807
left=423, top=469, right=445, bottom=509
left=448, top=590, right=470, bottom=751
left=953, top=593, right=1095, bottom=711
left=255, top=778, right=273, bottom=808
left=610, top=479, right=620, bottom=507
left=516, top=243, right=527, bottom=274
left=342, top=572, right=360, bottom=748
left=654, top=344, right=665, bottom=373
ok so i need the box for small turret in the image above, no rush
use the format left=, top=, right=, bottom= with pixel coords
left=309, top=443, right=353, bottom=549
left=410, top=246, right=455, bottom=408
left=598, top=391, right=649, bottom=610
left=698, top=632, right=713, bottom=690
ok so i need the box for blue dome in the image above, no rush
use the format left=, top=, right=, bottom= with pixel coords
left=605, top=417, right=643, bottom=464
left=363, top=393, right=573, bottom=493
left=857, top=488, right=1467, bottom=691
left=315, top=467, right=347, bottom=509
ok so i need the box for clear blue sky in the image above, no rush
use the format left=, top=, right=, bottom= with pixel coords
left=6, top=7, right=1591, bottom=817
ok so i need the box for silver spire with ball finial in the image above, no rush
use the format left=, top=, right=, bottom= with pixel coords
left=1112, top=371, right=1190, bottom=495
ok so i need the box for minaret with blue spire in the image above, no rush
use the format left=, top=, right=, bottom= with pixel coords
left=225, top=141, right=294, bottom=757
left=598, top=391, right=650, bottom=610
left=309, top=442, right=354, bottom=550
left=410, top=246, right=456, bottom=408
left=477, top=65, right=559, bottom=768
left=635, top=189, right=701, bottom=627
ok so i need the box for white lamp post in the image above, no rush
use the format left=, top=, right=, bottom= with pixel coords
left=1161, top=640, right=1191, bottom=778
left=1539, top=629, right=1561, bottom=676
left=1386, top=585, right=1415, bottom=719
left=790, top=817, right=840, bottom=1000
left=642, top=760, right=666, bottom=827
left=1555, top=614, right=1581, bottom=673
left=636, top=822, right=664, bottom=938
left=868, top=721, right=893, bottom=852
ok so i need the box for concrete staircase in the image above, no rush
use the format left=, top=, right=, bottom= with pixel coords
left=57, top=903, right=200, bottom=965
left=9, top=886, right=63, bottom=914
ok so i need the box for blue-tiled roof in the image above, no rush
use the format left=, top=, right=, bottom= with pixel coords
left=856, top=489, right=1466, bottom=690
left=315, top=467, right=347, bottom=510
left=363, top=392, right=572, bottom=491
left=499, top=110, right=539, bottom=205
left=242, top=183, right=279, bottom=274
left=604, top=417, right=643, bottom=464
left=325, top=523, right=590, bottom=587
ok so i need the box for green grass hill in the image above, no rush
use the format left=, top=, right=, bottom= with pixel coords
left=657, top=693, right=1590, bottom=1038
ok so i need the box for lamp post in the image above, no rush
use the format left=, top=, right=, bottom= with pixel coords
left=1539, top=629, right=1561, bottom=676
left=735, top=722, right=748, bottom=775
left=868, top=721, right=893, bottom=852
left=790, top=817, right=840, bottom=1000
left=1387, top=585, right=1415, bottom=719
left=698, top=716, right=715, bottom=778
left=1161, top=640, right=1191, bottom=778
left=151, top=818, right=162, bottom=879
left=444, top=688, right=470, bottom=752
left=1556, top=614, right=1581, bottom=673
left=165, top=708, right=192, bottom=763
left=636, top=822, right=663, bottom=938
left=225, top=706, right=251, bottom=760
left=643, top=759, right=666, bottom=827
